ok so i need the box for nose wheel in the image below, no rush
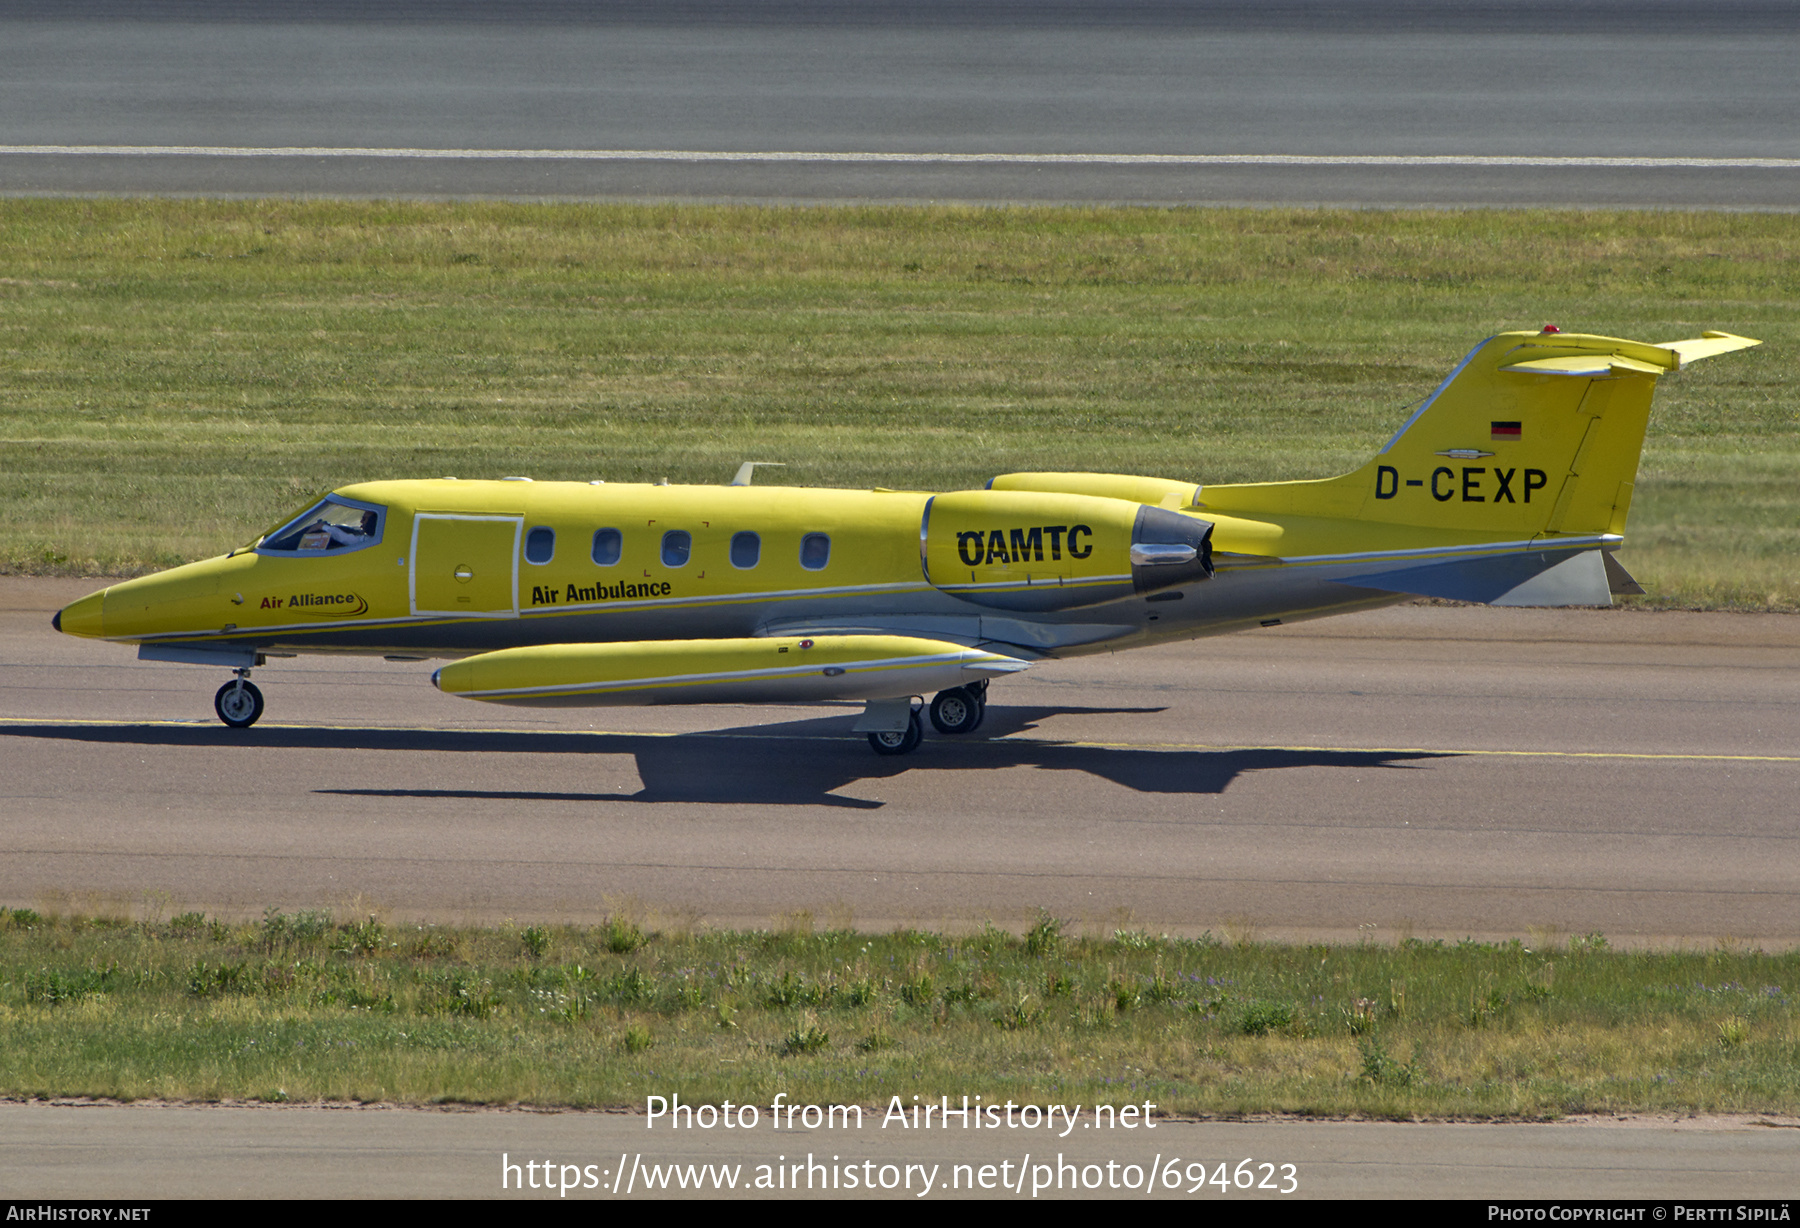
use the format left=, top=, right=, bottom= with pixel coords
left=867, top=708, right=923, bottom=756
left=214, top=673, right=265, bottom=728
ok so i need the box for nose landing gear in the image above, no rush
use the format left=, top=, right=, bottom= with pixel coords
left=214, top=669, right=265, bottom=728
left=867, top=708, right=924, bottom=756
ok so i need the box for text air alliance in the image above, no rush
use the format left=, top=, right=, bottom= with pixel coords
left=259, top=592, right=369, bottom=616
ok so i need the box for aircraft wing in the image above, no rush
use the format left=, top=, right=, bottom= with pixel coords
left=756, top=614, right=1139, bottom=656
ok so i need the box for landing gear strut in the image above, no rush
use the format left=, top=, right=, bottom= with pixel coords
left=214, top=669, right=264, bottom=728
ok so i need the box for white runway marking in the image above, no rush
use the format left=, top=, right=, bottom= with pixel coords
left=4, top=146, right=1799, bottom=169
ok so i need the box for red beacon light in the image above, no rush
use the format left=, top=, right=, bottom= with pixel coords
left=1540, top=324, right=1562, bottom=333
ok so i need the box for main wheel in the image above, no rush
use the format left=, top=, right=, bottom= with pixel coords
left=929, top=687, right=982, bottom=735
left=214, top=679, right=265, bottom=728
left=867, top=710, right=923, bottom=756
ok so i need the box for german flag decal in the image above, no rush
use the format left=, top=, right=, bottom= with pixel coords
left=1491, top=421, right=1522, bottom=440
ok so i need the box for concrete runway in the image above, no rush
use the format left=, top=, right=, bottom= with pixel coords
left=3, top=2, right=1798, bottom=206
left=5, top=577, right=1796, bottom=945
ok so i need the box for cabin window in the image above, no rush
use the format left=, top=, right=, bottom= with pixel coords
left=730, top=531, right=761, bottom=569
left=800, top=532, right=831, bottom=571
left=661, top=530, right=691, bottom=568
left=257, top=496, right=385, bottom=556
left=523, top=526, right=555, bottom=565
left=591, top=527, right=622, bottom=566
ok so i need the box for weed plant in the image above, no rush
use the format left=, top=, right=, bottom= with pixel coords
left=0, top=907, right=1796, bottom=1117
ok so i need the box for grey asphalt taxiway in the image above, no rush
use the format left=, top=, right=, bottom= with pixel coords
left=5, top=577, right=1796, bottom=945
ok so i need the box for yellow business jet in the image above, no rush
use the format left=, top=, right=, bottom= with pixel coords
left=54, top=326, right=1757, bottom=754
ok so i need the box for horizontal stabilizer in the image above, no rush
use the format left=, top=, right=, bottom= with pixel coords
left=1499, top=331, right=1758, bottom=376
left=1499, top=354, right=1665, bottom=377
left=1345, top=548, right=1614, bottom=607
left=1661, top=331, right=1761, bottom=365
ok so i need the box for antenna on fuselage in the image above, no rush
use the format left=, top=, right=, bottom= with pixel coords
left=730, top=461, right=786, bottom=486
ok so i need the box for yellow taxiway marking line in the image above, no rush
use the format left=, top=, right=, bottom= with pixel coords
left=0, top=715, right=682, bottom=740
left=3, top=716, right=1796, bottom=762
left=1057, top=739, right=1800, bottom=763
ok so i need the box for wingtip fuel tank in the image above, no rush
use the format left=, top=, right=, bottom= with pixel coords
left=431, top=635, right=1029, bottom=708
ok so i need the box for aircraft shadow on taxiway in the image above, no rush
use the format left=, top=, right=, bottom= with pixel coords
left=5, top=707, right=1448, bottom=809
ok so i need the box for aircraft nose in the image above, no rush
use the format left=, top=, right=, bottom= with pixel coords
left=54, top=590, right=106, bottom=639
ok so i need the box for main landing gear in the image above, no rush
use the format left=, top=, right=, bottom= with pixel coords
left=214, top=669, right=264, bottom=728
left=928, top=681, right=987, bottom=736
left=866, top=681, right=990, bottom=756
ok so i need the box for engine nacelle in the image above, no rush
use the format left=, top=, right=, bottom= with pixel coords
left=920, top=490, right=1213, bottom=612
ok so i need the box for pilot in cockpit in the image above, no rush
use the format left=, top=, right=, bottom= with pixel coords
left=321, top=509, right=379, bottom=547
left=291, top=507, right=379, bottom=551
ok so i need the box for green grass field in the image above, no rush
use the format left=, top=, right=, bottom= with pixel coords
left=3, top=907, right=1794, bottom=1117
left=1, top=200, right=1795, bottom=606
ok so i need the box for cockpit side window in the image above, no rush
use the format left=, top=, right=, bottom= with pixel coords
left=258, top=496, right=386, bottom=556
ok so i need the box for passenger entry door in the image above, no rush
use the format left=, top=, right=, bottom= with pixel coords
left=410, top=514, right=523, bottom=617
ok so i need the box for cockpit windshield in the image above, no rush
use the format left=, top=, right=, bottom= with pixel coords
left=258, top=496, right=386, bottom=555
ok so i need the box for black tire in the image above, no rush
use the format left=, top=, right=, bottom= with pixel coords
left=929, top=687, right=982, bottom=735
left=214, top=680, right=265, bottom=728
left=867, top=710, right=923, bottom=756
